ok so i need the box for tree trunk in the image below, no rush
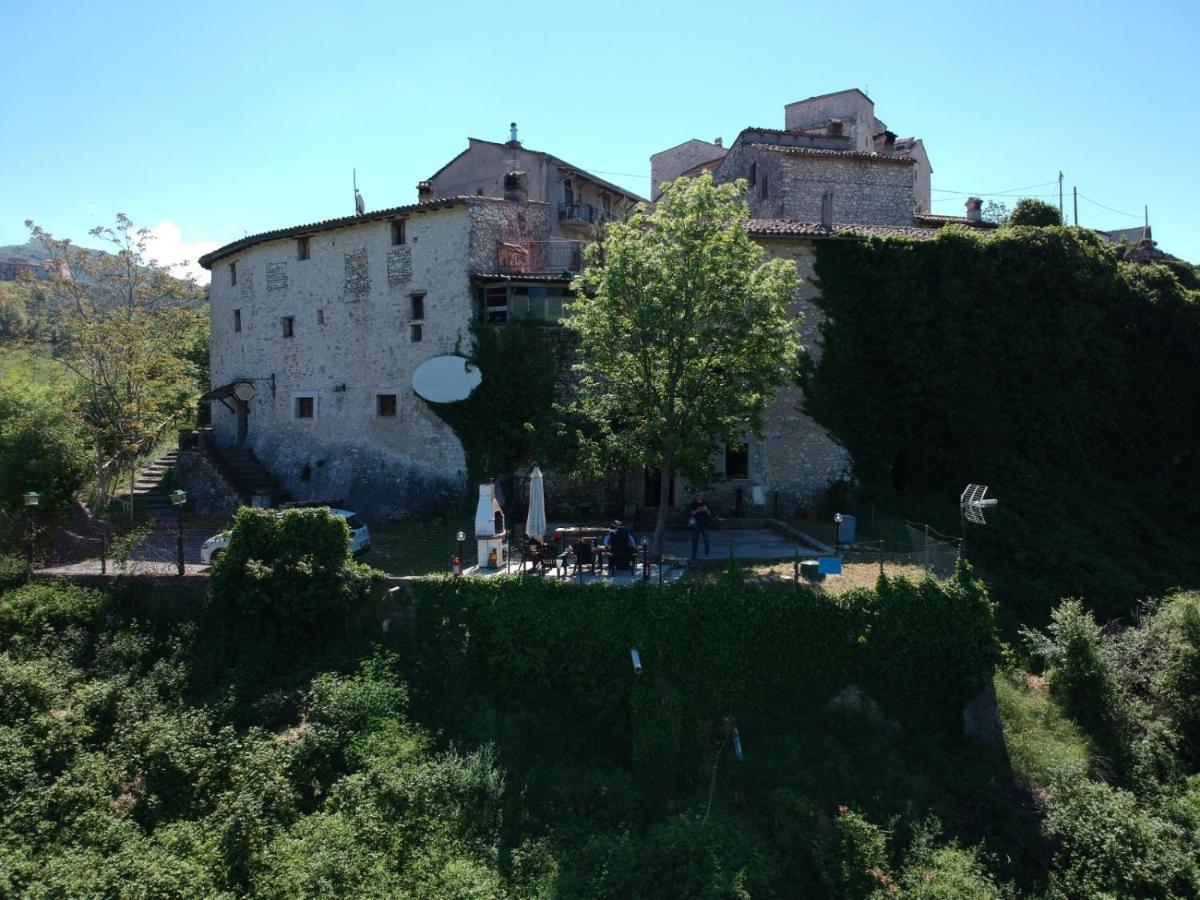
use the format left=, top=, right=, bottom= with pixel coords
left=651, top=447, right=673, bottom=557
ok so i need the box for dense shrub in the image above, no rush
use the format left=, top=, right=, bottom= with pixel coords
left=0, top=388, right=88, bottom=514
left=1007, top=198, right=1062, bottom=226
left=0, top=581, right=109, bottom=642
left=806, top=227, right=1200, bottom=619
left=210, top=507, right=383, bottom=633
left=1044, top=767, right=1200, bottom=898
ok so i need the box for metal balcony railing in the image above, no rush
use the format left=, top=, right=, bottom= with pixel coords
left=558, top=201, right=606, bottom=225
left=497, top=240, right=583, bottom=276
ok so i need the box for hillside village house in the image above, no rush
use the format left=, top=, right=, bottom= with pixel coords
left=199, top=93, right=991, bottom=520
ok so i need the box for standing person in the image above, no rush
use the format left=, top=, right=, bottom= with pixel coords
left=687, top=492, right=712, bottom=559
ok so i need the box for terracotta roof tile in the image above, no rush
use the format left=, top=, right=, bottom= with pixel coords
left=745, top=220, right=942, bottom=240
left=913, top=213, right=998, bottom=229
left=747, top=142, right=916, bottom=165
left=199, top=197, right=506, bottom=268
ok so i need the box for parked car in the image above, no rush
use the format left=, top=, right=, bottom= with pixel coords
left=201, top=507, right=371, bottom=565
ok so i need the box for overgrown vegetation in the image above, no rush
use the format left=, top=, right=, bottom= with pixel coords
left=0, top=563, right=1036, bottom=897
left=805, top=225, right=1200, bottom=621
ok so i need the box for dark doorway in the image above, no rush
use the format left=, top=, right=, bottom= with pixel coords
left=236, top=399, right=249, bottom=445
left=644, top=468, right=676, bottom=507
left=890, top=448, right=909, bottom=491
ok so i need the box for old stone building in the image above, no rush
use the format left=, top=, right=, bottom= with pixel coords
left=199, top=192, right=580, bottom=518
left=645, top=89, right=990, bottom=517
left=422, top=124, right=645, bottom=242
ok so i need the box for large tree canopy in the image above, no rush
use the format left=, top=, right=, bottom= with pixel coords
left=565, top=173, right=800, bottom=550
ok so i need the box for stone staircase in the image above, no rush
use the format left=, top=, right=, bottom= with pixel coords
left=131, top=450, right=178, bottom=523
left=210, top=445, right=288, bottom=506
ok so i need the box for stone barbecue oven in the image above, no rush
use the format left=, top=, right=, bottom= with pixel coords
left=474, top=483, right=507, bottom=568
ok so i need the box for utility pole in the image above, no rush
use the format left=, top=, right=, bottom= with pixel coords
left=1073, top=186, right=1078, bottom=226
left=1058, top=171, right=1064, bottom=222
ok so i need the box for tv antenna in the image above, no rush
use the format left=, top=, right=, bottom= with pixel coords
left=959, top=483, right=998, bottom=559
left=353, top=168, right=365, bottom=216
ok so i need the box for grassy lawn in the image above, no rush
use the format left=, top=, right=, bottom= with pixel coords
left=365, top=515, right=476, bottom=576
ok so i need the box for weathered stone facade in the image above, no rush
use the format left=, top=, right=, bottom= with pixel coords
left=172, top=448, right=241, bottom=517
left=203, top=197, right=559, bottom=519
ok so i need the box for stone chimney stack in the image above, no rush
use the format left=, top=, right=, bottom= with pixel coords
left=714, top=137, right=723, bottom=148
left=821, top=191, right=835, bottom=230
left=503, top=171, right=529, bottom=202
left=417, top=181, right=434, bottom=201
left=965, top=197, right=983, bottom=223
left=506, top=122, right=521, bottom=148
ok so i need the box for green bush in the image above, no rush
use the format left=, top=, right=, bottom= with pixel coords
left=0, top=581, right=109, bottom=642
left=210, top=507, right=383, bottom=633
left=0, top=554, right=26, bottom=594
left=0, top=388, right=88, bottom=514
left=1044, top=766, right=1200, bottom=898
left=805, top=227, right=1200, bottom=619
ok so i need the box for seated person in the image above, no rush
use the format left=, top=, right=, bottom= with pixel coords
left=603, top=521, right=638, bottom=551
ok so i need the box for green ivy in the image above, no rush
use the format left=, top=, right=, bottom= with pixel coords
left=405, top=563, right=998, bottom=784
left=424, top=322, right=575, bottom=492
left=804, top=226, right=1200, bottom=620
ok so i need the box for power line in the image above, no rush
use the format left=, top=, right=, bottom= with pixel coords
left=1077, top=192, right=1141, bottom=220
left=931, top=180, right=1057, bottom=196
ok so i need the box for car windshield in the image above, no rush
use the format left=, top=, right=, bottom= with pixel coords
left=345, top=515, right=364, bottom=530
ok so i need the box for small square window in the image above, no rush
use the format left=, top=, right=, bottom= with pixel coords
left=281, top=316, right=295, bottom=338
left=410, top=323, right=423, bottom=343
left=297, top=236, right=310, bottom=260
left=230, top=261, right=237, bottom=285
left=295, top=396, right=314, bottom=419
left=316, top=308, right=324, bottom=325
left=410, top=293, right=425, bottom=321
left=391, top=220, right=406, bottom=245
left=377, top=394, right=397, bottom=417
left=233, top=309, right=241, bottom=332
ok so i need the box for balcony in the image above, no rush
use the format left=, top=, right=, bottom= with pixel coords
left=496, top=240, right=583, bottom=277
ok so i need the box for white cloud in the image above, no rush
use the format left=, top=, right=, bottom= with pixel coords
left=144, top=220, right=219, bottom=285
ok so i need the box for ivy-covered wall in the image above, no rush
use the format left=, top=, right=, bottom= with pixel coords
left=402, top=566, right=997, bottom=788
left=803, top=226, right=1200, bottom=620
left=424, top=322, right=576, bottom=496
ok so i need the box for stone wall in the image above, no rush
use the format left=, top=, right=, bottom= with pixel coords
left=207, top=202, right=482, bottom=519
left=650, top=138, right=727, bottom=200
left=172, top=448, right=240, bottom=516
left=467, top=200, right=552, bottom=274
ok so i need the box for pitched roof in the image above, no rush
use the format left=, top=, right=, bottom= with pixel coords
left=745, top=220, right=943, bottom=240
left=429, top=137, right=648, bottom=204
left=199, top=197, right=492, bottom=268
left=747, top=142, right=915, bottom=165
left=912, top=213, right=998, bottom=229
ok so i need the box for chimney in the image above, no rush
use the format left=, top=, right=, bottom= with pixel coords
left=713, top=137, right=723, bottom=148
left=507, top=121, right=521, bottom=147
left=474, top=483, right=507, bottom=569
left=416, top=181, right=434, bottom=201
left=503, top=170, right=528, bottom=202
left=821, top=191, right=835, bottom=230
left=965, top=197, right=983, bottom=223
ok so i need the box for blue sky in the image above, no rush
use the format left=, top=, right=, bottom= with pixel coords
left=2, top=0, right=1197, bottom=279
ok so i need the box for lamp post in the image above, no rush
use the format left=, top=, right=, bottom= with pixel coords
left=456, top=530, right=465, bottom=570
left=170, top=490, right=187, bottom=576
left=22, top=491, right=39, bottom=574
left=834, top=512, right=843, bottom=555
left=641, top=537, right=650, bottom=582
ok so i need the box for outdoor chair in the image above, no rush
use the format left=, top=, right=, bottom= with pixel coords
left=523, top=539, right=551, bottom=576
left=606, top=543, right=636, bottom=576
left=568, top=539, right=597, bottom=577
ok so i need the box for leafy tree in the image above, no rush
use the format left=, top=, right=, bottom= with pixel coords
left=565, top=174, right=800, bottom=551
left=25, top=215, right=205, bottom=511
left=0, top=388, right=87, bottom=513
left=982, top=200, right=1010, bottom=226
left=1008, top=198, right=1062, bottom=227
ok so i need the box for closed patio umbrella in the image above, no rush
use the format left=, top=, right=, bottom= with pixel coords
left=525, top=465, right=547, bottom=541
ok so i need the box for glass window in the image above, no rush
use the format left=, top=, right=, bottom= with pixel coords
left=281, top=316, right=294, bottom=338
left=725, top=442, right=749, bottom=478
left=377, top=394, right=397, bottom=417
left=295, top=396, right=314, bottom=418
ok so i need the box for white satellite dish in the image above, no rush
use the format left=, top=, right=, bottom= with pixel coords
left=412, top=355, right=482, bottom=403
